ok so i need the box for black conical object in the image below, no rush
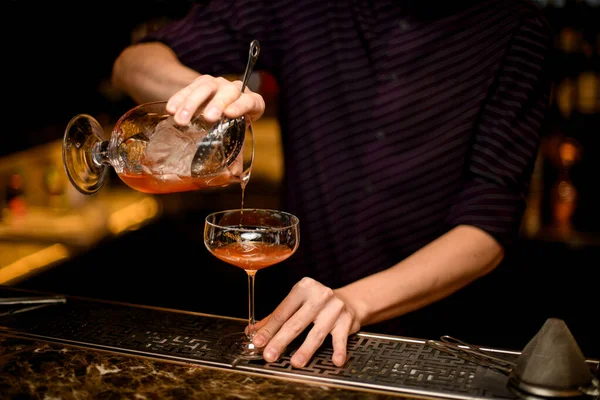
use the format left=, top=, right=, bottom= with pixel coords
left=508, top=318, right=597, bottom=398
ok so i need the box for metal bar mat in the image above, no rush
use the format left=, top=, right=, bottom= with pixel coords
left=0, top=295, right=519, bottom=399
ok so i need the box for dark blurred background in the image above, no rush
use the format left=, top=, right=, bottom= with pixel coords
left=1, top=1, right=599, bottom=358
left=4, top=1, right=195, bottom=156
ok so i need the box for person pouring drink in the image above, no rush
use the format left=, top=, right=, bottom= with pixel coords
left=111, top=0, right=553, bottom=368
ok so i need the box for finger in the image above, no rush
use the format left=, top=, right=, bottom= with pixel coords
left=202, top=77, right=246, bottom=123
left=253, top=314, right=271, bottom=330
left=245, top=314, right=271, bottom=336
left=289, top=298, right=345, bottom=368
left=167, top=75, right=215, bottom=120
left=174, top=81, right=223, bottom=125
left=223, top=91, right=266, bottom=122
left=262, top=284, right=335, bottom=363
left=330, top=315, right=353, bottom=367
left=252, top=298, right=303, bottom=350
left=253, top=278, right=321, bottom=347
left=221, top=80, right=265, bottom=121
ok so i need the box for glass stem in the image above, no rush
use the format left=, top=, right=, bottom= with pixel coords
left=246, top=270, right=257, bottom=340
left=91, top=140, right=110, bottom=167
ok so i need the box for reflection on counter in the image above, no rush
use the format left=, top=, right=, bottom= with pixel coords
left=0, top=191, right=160, bottom=246
left=0, top=243, right=69, bottom=286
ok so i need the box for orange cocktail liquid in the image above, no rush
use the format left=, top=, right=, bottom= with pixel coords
left=211, top=242, right=294, bottom=271
left=119, top=172, right=240, bottom=194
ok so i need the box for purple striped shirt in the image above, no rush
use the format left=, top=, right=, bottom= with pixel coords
left=143, top=0, right=551, bottom=290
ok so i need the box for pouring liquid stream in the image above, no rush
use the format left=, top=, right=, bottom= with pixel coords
left=238, top=164, right=251, bottom=224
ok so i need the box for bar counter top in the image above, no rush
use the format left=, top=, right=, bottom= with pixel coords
left=0, top=335, right=404, bottom=399
left=0, top=286, right=535, bottom=400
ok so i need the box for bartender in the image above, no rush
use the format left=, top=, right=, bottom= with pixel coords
left=110, top=0, right=552, bottom=369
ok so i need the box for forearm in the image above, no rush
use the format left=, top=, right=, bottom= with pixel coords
left=111, top=42, right=200, bottom=104
left=336, top=225, right=504, bottom=327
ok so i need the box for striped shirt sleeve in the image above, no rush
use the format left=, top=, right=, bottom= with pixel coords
left=139, top=1, right=278, bottom=75
left=446, top=13, right=552, bottom=247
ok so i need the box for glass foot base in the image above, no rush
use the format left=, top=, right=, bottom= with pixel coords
left=217, top=331, right=265, bottom=360
left=63, top=114, right=109, bottom=195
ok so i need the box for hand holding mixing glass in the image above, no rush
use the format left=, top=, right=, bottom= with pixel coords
left=62, top=40, right=260, bottom=195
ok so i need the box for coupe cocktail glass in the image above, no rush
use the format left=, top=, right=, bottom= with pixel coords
left=62, top=101, right=254, bottom=195
left=204, top=208, right=300, bottom=359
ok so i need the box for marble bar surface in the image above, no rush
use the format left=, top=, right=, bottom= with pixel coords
left=0, top=334, right=409, bottom=399
left=0, top=286, right=524, bottom=400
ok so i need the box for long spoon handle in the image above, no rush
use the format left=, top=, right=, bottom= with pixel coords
left=240, top=40, right=260, bottom=93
